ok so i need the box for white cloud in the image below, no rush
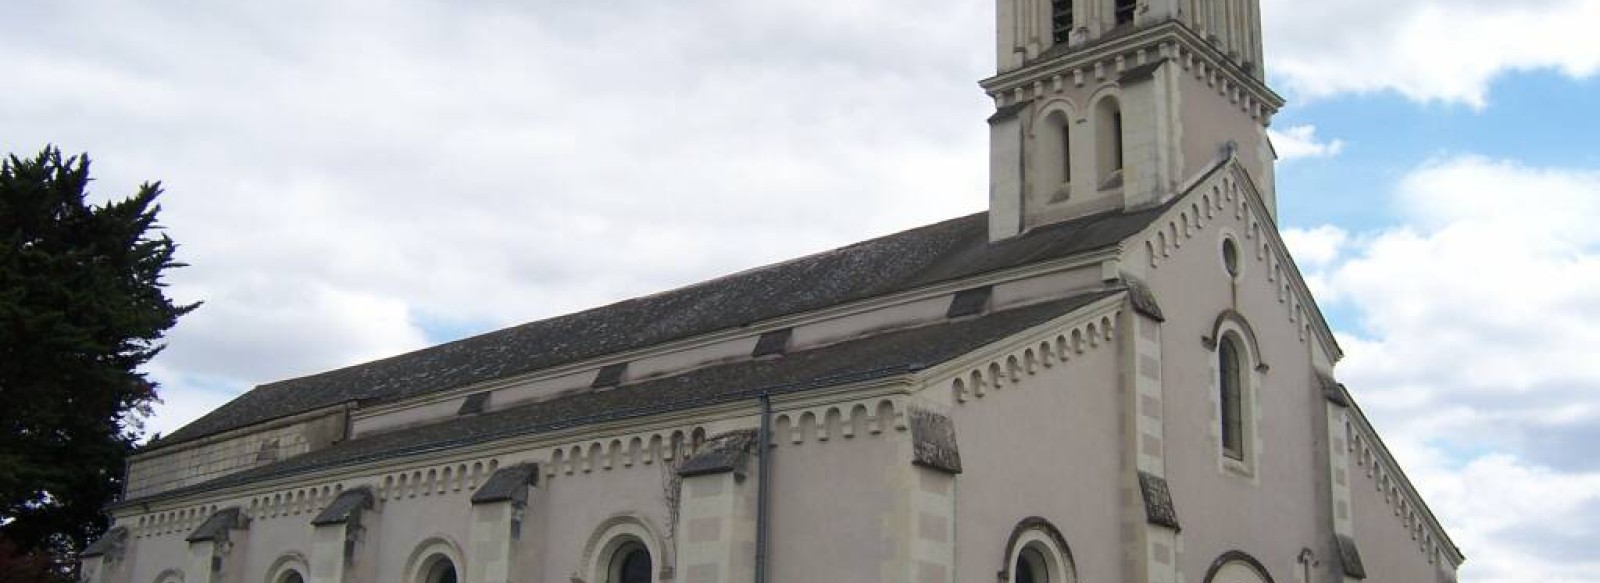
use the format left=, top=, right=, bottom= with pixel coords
left=1268, top=125, right=1345, bottom=161
left=1263, top=0, right=1600, bottom=105
left=1299, top=156, right=1600, bottom=581
left=0, top=0, right=995, bottom=433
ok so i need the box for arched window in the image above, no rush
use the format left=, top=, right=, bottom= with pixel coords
left=1001, top=518, right=1077, bottom=583
left=266, top=553, right=310, bottom=583
left=1094, top=96, right=1124, bottom=188
left=1114, top=0, right=1136, bottom=26
left=1219, top=335, right=1245, bottom=460
left=583, top=516, right=663, bottom=583
left=1034, top=109, right=1074, bottom=201
left=608, top=542, right=652, bottom=583
left=1203, top=552, right=1274, bottom=583
left=1016, top=546, right=1049, bottom=583
left=1051, top=0, right=1074, bottom=44
left=419, top=555, right=458, bottom=583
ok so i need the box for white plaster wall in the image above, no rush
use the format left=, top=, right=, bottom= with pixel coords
left=763, top=421, right=904, bottom=582
left=1142, top=192, right=1324, bottom=581
left=790, top=296, right=950, bottom=351
left=354, top=398, right=466, bottom=437
left=947, top=336, right=1127, bottom=582
left=1134, top=180, right=1448, bottom=580
left=524, top=453, right=676, bottom=583
left=1174, top=72, right=1272, bottom=206
left=991, top=265, right=1106, bottom=315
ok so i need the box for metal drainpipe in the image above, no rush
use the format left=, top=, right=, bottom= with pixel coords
left=755, top=393, right=773, bottom=583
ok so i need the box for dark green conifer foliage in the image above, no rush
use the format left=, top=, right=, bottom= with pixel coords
left=0, top=147, right=197, bottom=573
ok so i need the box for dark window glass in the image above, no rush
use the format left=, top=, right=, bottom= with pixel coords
left=422, top=557, right=457, bottom=583
left=1061, top=122, right=1073, bottom=183
left=1016, top=548, right=1048, bottom=583
left=1220, top=337, right=1244, bottom=458
left=1052, top=0, right=1074, bottom=44
left=1114, top=0, right=1136, bottom=25
left=618, top=547, right=652, bottom=583
left=1112, top=111, right=1124, bottom=171
left=1223, top=238, right=1240, bottom=276
left=284, top=573, right=305, bottom=583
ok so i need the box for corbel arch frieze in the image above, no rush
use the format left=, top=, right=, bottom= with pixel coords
left=770, top=396, right=908, bottom=447
left=944, top=303, right=1121, bottom=404
left=1139, top=161, right=1333, bottom=355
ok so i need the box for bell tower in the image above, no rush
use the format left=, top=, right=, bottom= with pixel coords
left=983, top=0, right=1283, bottom=241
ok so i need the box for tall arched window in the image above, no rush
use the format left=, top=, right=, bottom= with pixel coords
left=1219, top=336, right=1245, bottom=460
left=1035, top=109, right=1074, bottom=201
left=1016, top=546, right=1049, bottom=583
left=1094, top=96, right=1124, bottom=187
left=1002, top=518, right=1077, bottom=583
left=1051, top=0, right=1074, bottom=44
left=1203, top=552, right=1274, bottom=583
left=1114, top=0, right=1136, bottom=26
left=420, top=556, right=458, bottom=583
left=608, top=542, right=652, bottom=583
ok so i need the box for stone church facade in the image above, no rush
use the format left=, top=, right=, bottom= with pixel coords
left=81, top=1, right=1464, bottom=582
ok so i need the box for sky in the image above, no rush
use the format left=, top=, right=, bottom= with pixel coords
left=3, top=1, right=1598, bottom=580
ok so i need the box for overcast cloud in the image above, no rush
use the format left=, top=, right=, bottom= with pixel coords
left=4, top=1, right=1597, bottom=580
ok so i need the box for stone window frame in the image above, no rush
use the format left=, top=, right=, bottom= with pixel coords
left=999, top=517, right=1078, bottom=583
left=1030, top=99, right=1082, bottom=204
left=153, top=569, right=184, bottom=583
left=1202, top=550, right=1275, bottom=583
left=579, top=514, right=666, bottom=583
left=1207, top=311, right=1266, bottom=480
left=1089, top=91, right=1126, bottom=191
left=264, top=553, right=310, bottom=583
left=403, top=537, right=465, bottom=583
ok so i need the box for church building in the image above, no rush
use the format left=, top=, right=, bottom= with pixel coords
left=81, top=1, right=1464, bottom=582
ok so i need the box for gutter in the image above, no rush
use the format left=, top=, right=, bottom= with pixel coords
left=755, top=392, right=773, bottom=583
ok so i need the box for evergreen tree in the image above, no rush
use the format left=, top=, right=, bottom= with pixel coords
left=0, top=147, right=197, bottom=574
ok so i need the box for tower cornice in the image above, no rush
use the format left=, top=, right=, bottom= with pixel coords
left=979, top=21, right=1284, bottom=127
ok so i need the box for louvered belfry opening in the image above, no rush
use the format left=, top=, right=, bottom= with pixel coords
left=1051, top=0, right=1074, bottom=44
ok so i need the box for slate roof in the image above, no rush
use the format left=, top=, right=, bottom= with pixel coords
left=154, top=207, right=1165, bottom=448
left=309, top=487, right=373, bottom=527
left=185, top=507, right=244, bottom=542
left=117, top=291, right=1117, bottom=507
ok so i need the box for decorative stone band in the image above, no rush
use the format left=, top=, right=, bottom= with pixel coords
left=1137, top=471, right=1180, bottom=532
left=948, top=308, right=1119, bottom=404
left=185, top=507, right=246, bottom=543
left=985, top=27, right=1281, bottom=127
left=470, top=463, right=540, bottom=505
left=1334, top=533, right=1368, bottom=579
